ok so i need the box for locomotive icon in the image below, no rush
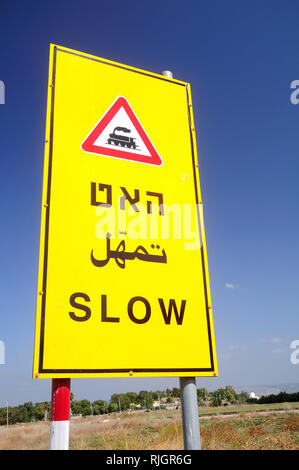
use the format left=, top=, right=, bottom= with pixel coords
left=107, top=126, right=139, bottom=150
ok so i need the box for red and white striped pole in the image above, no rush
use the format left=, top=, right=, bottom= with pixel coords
left=49, top=378, right=71, bottom=450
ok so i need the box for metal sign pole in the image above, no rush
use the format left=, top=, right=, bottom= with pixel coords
left=179, top=377, right=201, bottom=450
left=49, top=378, right=71, bottom=450
left=161, top=69, right=201, bottom=450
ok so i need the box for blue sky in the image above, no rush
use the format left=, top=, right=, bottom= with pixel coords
left=0, top=0, right=299, bottom=406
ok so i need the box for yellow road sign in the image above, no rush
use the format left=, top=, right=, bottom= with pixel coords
left=33, top=44, right=218, bottom=378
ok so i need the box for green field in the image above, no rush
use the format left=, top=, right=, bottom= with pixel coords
left=197, top=401, right=299, bottom=416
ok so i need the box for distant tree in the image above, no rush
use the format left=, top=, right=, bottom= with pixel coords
left=217, top=388, right=226, bottom=400
left=71, top=399, right=91, bottom=416
left=247, top=398, right=258, bottom=404
left=110, top=394, right=131, bottom=411
left=211, top=395, right=221, bottom=407
left=237, top=391, right=249, bottom=404
left=126, top=392, right=138, bottom=404
left=137, top=391, right=148, bottom=403
left=211, top=389, right=225, bottom=407
left=93, top=400, right=109, bottom=415
left=110, top=393, right=120, bottom=404
left=81, top=399, right=92, bottom=416
left=18, top=402, right=35, bottom=423
left=108, top=402, right=118, bottom=413
left=225, top=386, right=237, bottom=403
left=8, top=402, right=34, bottom=424
left=33, top=402, right=50, bottom=421
left=144, top=395, right=154, bottom=410
left=34, top=403, right=44, bottom=421
left=119, top=395, right=131, bottom=411
left=197, top=388, right=208, bottom=401
left=24, top=402, right=35, bottom=420
left=172, top=388, right=180, bottom=398
left=258, top=391, right=299, bottom=404
left=0, top=408, right=6, bottom=426
left=166, top=396, right=173, bottom=403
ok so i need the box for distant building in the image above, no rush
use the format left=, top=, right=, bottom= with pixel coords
left=249, top=392, right=260, bottom=400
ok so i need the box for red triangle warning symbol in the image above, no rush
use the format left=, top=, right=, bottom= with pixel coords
left=81, top=96, right=163, bottom=166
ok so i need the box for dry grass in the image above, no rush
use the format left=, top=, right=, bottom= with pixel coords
left=0, top=408, right=299, bottom=450
left=0, top=421, right=49, bottom=450
left=201, top=412, right=299, bottom=450
left=70, top=411, right=183, bottom=450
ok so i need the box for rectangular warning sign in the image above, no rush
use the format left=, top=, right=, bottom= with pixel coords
left=33, top=44, right=218, bottom=378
